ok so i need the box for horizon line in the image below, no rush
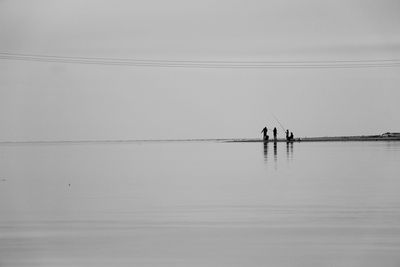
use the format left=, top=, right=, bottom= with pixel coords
left=0, top=133, right=393, bottom=145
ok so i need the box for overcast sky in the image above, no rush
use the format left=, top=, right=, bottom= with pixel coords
left=1, top=0, right=400, bottom=141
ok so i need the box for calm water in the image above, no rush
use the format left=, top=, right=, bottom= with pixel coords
left=0, top=141, right=400, bottom=266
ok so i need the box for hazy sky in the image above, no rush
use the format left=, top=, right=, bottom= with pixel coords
left=1, top=0, right=400, bottom=140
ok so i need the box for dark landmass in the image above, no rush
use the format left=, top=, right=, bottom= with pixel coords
left=227, top=133, right=400, bottom=143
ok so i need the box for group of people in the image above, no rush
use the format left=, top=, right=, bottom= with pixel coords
left=261, top=127, right=294, bottom=142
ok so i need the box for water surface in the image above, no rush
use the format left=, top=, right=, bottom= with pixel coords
left=1, top=141, right=400, bottom=266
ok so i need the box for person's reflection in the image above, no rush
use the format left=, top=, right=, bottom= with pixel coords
left=263, top=142, right=278, bottom=169
left=286, top=141, right=294, bottom=161
left=263, top=142, right=268, bottom=162
left=290, top=142, right=294, bottom=156
left=286, top=142, right=289, bottom=159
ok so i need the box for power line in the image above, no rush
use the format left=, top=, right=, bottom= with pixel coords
left=1, top=52, right=400, bottom=69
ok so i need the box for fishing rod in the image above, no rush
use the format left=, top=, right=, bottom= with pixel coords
left=271, top=113, right=286, bottom=132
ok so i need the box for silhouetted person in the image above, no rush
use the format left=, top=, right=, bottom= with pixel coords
left=286, top=129, right=289, bottom=141
left=290, top=132, right=294, bottom=141
left=261, top=127, right=268, bottom=141
left=273, top=127, right=277, bottom=141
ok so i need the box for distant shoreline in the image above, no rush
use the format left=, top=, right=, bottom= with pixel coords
left=228, top=134, right=400, bottom=143
left=1, top=134, right=400, bottom=145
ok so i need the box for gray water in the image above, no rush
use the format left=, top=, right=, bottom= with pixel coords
left=0, top=141, right=400, bottom=266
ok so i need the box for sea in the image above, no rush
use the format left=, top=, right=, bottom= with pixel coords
left=0, top=140, right=399, bottom=266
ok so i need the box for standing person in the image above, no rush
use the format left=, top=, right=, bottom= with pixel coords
left=261, top=126, right=268, bottom=141
left=273, top=127, right=277, bottom=141
left=289, top=132, right=294, bottom=141
left=286, top=129, right=289, bottom=141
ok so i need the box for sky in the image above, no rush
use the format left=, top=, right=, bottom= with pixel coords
left=0, top=0, right=400, bottom=141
